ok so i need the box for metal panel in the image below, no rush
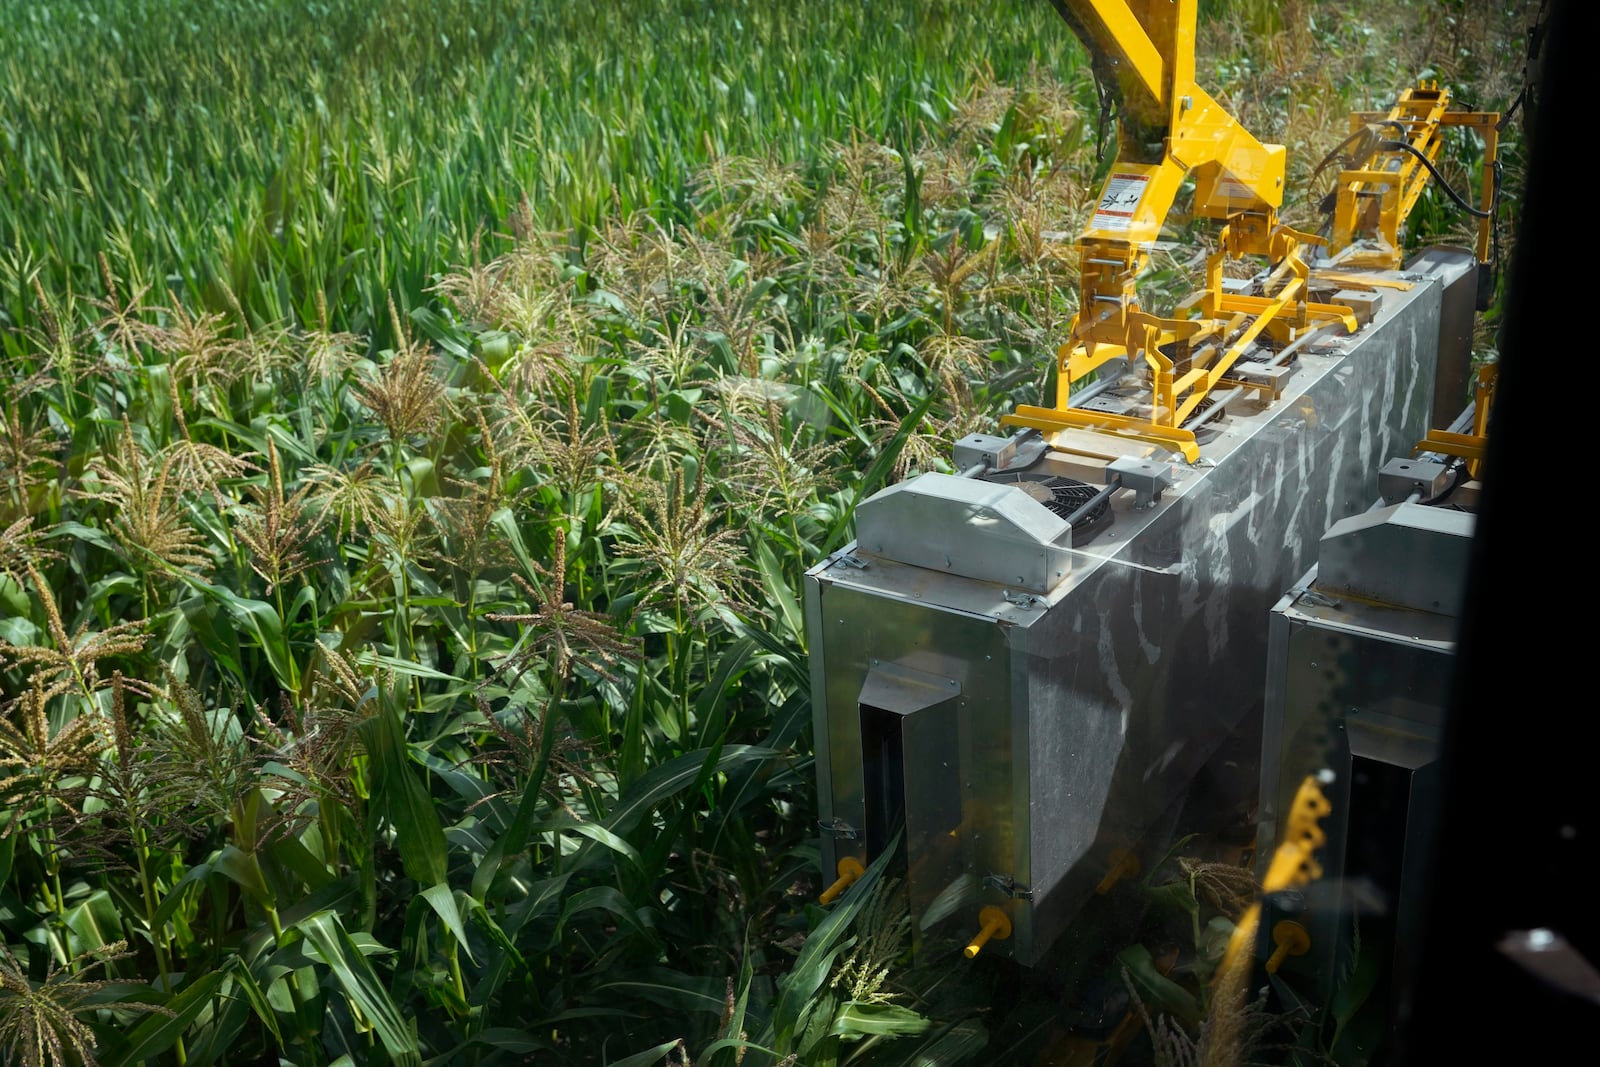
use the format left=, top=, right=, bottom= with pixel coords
left=1317, top=502, right=1475, bottom=616
left=1257, top=563, right=1456, bottom=1013
left=808, top=579, right=1013, bottom=945
left=1406, top=246, right=1479, bottom=429
left=809, top=257, right=1447, bottom=966
left=853, top=472, right=1074, bottom=593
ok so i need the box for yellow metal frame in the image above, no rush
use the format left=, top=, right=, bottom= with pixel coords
left=1417, top=360, right=1497, bottom=481
left=1022, top=10, right=1498, bottom=465
left=1333, top=87, right=1500, bottom=271
left=1019, top=1, right=1353, bottom=462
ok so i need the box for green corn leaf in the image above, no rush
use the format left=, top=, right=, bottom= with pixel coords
left=770, top=831, right=902, bottom=1048
left=596, top=744, right=780, bottom=843
left=358, top=707, right=449, bottom=886
left=898, top=1019, right=990, bottom=1066
left=618, top=661, right=649, bottom=791
left=295, top=910, right=421, bottom=1067
left=177, top=574, right=298, bottom=690
left=421, top=883, right=475, bottom=963
left=692, top=636, right=760, bottom=747
left=212, top=845, right=273, bottom=908
left=552, top=885, right=657, bottom=950
left=357, top=648, right=463, bottom=682
left=179, top=596, right=246, bottom=686
left=539, top=818, right=642, bottom=867
left=61, top=890, right=123, bottom=955
left=753, top=538, right=805, bottom=646
left=704, top=925, right=759, bottom=1067
left=99, top=970, right=225, bottom=1067
left=225, top=960, right=285, bottom=1045
left=851, top=391, right=935, bottom=515
left=593, top=968, right=728, bottom=1016
left=606, top=1039, right=686, bottom=1067
left=1117, top=943, right=1202, bottom=1027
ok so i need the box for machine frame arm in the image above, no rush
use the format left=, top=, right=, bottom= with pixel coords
left=1007, top=0, right=1339, bottom=462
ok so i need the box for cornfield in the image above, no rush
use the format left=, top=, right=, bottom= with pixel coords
left=0, top=1, right=1535, bottom=1064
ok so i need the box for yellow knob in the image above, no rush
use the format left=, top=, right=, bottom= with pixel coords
left=1095, top=846, right=1141, bottom=894
left=1265, top=921, right=1310, bottom=974
left=818, top=857, right=866, bottom=905
left=963, top=905, right=1013, bottom=959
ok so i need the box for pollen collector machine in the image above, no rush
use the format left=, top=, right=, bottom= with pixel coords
left=806, top=0, right=1501, bottom=966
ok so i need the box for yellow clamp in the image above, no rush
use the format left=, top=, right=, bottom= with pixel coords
left=964, top=905, right=1012, bottom=959
left=1265, top=921, right=1310, bottom=974
left=818, top=857, right=866, bottom=905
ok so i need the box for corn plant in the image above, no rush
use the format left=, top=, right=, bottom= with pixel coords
left=0, top=2, right=1535, bottom=1065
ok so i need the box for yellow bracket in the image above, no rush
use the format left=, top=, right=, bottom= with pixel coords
left=1311, top=270, right=1415, bottom=292
left=1011, top=238, right=1359, bottom=464
left=818, top=856, right=865, bottom=905
left=1417, top=430, right=1485, bottom=465
left=1003, top=404, right=1200, bottom=464
left=1333, top=86, right=1499, bottom=270
left=964, top=905, right=1013, bottom=959
left=1214, top=774, right=1332, bottom=983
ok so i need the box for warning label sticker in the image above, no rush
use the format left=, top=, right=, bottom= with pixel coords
left=1091, top=172, right=1150, bottom=232
left=1214, top=179, right=1256, bottom=203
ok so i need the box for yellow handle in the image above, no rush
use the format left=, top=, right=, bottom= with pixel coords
left=963, top=905, right=1013, bottom=959
left=1095, top=846, right=1141, bottom=894
left=819, top=857, right=866, bottom=905
left=1265, top=921, right=1310, bottom=974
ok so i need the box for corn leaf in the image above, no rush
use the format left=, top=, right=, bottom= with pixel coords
left=295, top=910, right=421, bottom=1067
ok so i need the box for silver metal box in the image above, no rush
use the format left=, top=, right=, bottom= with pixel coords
left=1256, top=501, right=1472, bottom=1014
left=808, top=257, right=1461, bottom=965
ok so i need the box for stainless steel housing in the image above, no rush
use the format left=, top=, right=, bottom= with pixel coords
left=806, top=251, right=1473, bottom=966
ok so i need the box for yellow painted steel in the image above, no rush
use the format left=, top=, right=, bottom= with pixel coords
left=1309, top=269, right=1416, bottom=292
left=1028, top=9, right=1496, bottom=467
left=1003, top=403, right=1201, bottom=463
left=1094, top=846, right=1142, bottom=895
left=1332, top=87, right=1500, bottom=271
left=1215, top=775, right=1331, bottom=987
left=963, top=905, right=1014, bottom=959
left=1265, top=921, right=1311, bottom=974
left=1030, top=1, right=1339, bottom=461
left=1417, top=360, right=1497, bottom=481
left=818, top=856, right=865, bottom=905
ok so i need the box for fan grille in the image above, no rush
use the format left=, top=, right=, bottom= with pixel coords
left=982, top=471, right=1112, bottom=538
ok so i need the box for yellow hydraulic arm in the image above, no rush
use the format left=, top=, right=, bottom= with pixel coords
left=1007, top=0, right=1358, bottom=462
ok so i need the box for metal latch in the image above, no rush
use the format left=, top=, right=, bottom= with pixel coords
left=1002, top=590, right=1043, bottom=609
left=835, top=554, right=869, bottom=570
left=1298, top=588, right=1341, bottom=609
left=983, top=873, right=1034, bottom=900
left=818, top=818, right=859, bottom=840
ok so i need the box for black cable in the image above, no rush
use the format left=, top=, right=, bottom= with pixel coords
left=1375, top=139, right=1500, bottom=219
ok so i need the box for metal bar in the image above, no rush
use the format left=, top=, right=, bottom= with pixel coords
left=1064, top=477, right=1120, bottom=527
left=1002, top=403, right=1200, bottom=463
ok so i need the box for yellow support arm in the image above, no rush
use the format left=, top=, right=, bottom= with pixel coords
left=1015, top=0, right=1335, bottom=460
